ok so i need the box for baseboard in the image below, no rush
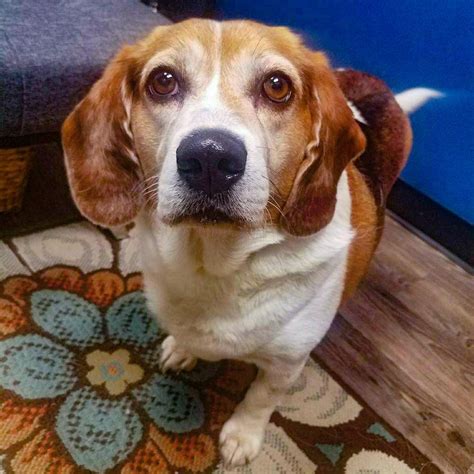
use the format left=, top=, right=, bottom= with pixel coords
left=387, top=179, right=473, bottom=271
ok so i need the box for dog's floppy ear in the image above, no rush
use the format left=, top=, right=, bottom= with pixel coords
left=62, top=46, right=143, bottom=227
left=282, top=54, right=366, bottom=236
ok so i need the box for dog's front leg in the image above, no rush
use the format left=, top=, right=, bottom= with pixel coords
left=219, top=355, right=307, bottom=467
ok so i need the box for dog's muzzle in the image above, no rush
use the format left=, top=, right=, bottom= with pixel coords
left=176, top=128, right=247, bottom=197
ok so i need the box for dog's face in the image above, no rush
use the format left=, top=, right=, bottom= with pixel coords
left=63, top=19, right=365, bottom=235
left=133, top=21, right=312, bottom=228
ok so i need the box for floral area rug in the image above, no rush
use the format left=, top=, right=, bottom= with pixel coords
left=0, top=222, right=440, bottom=473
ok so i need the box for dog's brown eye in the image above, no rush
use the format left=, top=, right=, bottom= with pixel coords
left=148, top=69, right=178, bottom=97
left=262, top=74, right=292, bottom=103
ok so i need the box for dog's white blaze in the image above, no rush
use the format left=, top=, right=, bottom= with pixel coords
left=201, top=21, right=222, bottom=106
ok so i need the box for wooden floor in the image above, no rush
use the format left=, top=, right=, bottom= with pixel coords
left=315, top=216, right=474, bottom=473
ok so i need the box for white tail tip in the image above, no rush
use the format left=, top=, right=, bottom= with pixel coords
left=395, top=87, right=443, bottom=114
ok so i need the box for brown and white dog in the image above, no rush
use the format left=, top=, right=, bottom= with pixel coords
left=62, top=19, right=438, bottom=467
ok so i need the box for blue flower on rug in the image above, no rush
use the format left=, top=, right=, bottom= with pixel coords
left=0, top=283, right=217, bottom=472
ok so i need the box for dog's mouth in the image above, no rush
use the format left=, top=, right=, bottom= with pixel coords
left=173, top=207, right=235, bottom=225
left=164, top=193, right=248, bottom=227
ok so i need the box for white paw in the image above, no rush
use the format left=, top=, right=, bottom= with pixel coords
left=159, top=335, right=197, bottom=373
left=219, top=414, right=265, bottom=468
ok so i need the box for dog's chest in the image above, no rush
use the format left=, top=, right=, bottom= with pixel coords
left=137, top=172, right=353, bottom=360
left=147, top=237, right=285, bottom=357
left=140, top=222, right=350, bottom=360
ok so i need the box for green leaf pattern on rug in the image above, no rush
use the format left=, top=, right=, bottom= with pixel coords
left=0, top=334, right=77, bottom=399
left=31, top=289, right=104, bottom=348
left=367, top=422, right=396, bottom=443
left=316, top=443, right=344, bottom=466
left=56, top=387, right=143, bottom=472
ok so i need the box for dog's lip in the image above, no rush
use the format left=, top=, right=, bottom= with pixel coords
left=165, top=206, right=245, bottom=227
left=164, top=190, right=239, bottom=224
left=184, top=208, right=234, bottom=224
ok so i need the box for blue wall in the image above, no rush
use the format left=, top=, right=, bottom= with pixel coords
left=217, top=0, right=474, bottom=223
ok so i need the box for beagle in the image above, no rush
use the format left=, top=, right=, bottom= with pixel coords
left=62, top=19, right=422, bottom=467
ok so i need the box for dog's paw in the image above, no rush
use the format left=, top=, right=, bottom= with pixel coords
left=159, top=335, right=197, bottom=373
left=219, top=414, right=265, bottom=468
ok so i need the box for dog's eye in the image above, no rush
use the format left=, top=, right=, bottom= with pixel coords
left=148, top=69, right=179, bottom=98
left=262, top=74, right=292, bottom=103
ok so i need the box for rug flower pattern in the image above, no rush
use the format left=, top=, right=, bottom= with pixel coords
left=0, top=268, right=225, bottom=473
left=0, top=223, right=440, bottom=473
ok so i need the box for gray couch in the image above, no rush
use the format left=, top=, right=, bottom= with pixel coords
left=1, top=0, right=169, bottom=138
left=0, top=0, right=169, bottom=235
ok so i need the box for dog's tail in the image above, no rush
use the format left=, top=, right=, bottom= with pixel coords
left=395, top=87, right=443, bottom=115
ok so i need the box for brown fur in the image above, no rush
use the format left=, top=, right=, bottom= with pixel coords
left=281, top=55, right=366, bottom=235
left=343, top=163, right=380, bottom=301
left=62, top=46, right=143, bottom=226
left=336, top=70, right=412, bottom=203
left=337, top=70, right=412, bottom=297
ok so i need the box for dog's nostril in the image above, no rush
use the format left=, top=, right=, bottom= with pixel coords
left=217, top=157, right=245, bottom=175
left=177, top=157, right=202, bottom=174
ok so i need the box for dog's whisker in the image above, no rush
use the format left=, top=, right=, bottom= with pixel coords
left=266, top=199, right=286, bottom=220
left=255, top=173, right=284, bottom=200
left=143, top=174, right=158, bottom=182
left=143, top=185, right=159, bottom=196
left=255, top=145, right=276, bottom=151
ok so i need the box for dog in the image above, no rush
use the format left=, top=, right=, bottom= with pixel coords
left=62, top=19, right=438, bottom=467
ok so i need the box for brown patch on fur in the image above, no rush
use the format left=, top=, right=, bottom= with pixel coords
left=336, top=69, right=412, bottom=204
left=281, top=55, right=366, bottom=236
left=62, top=20, right=220, bottom=227
left=221, top=21, right=307, bottom=65
left=342, top=164, right=380, bottom=301
left=133, top=20, right=218, bottom=68
left=62, top=46, right=144, bottom=226
left=338, top=70, right=412, bottom=298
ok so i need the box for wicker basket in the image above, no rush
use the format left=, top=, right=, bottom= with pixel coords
left=0, top=147, right=33, bottom=212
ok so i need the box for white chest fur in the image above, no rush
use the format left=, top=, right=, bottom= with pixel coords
left=137, top=171, right=353, bottom=363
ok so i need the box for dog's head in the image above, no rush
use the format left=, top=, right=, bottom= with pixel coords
left=62, top=19, right=365, bottom=235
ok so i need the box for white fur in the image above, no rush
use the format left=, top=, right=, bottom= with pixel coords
left=201, top=22, right=222, bottom=104
left=120, top=80, right=139, bottom=164
left=347, top=100, right=367, bottom=124
left=395, top=87, right=443, bottom=114
left=136, top=171, right=353, bottom=465
left=311, top=88, right=323, bottom=147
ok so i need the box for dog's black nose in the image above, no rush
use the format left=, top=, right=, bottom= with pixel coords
left=176, top=129, right=247, bottom=196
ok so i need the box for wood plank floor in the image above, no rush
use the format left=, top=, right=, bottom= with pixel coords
left=315, top=216, right=474, bottom=473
